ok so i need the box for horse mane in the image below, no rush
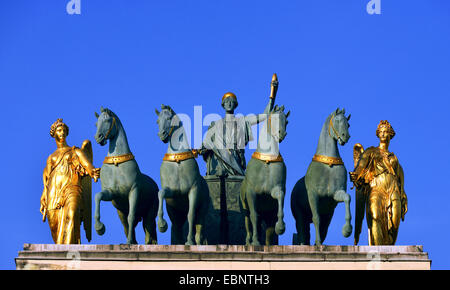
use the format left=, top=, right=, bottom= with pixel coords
left=271, top=105, right=290, bottom=124
left=329, top=107, right=351, bottom=124
left=161, top=104, right=176, bottom=116
left=332, top=107, right=346, bottom=116
left=160, top=104, right=183, bottom=127
left=100, top=107, right=123, bottom=128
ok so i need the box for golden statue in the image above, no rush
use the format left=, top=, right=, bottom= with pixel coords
left=39, top=119, right=100, bottom=244
left=350, top=120, right=408, bottom=245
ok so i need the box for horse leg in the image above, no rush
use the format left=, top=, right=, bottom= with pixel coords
left=246, top=190, right=260, bottom=246
left=166, top=205, right=187, bottom=245
left=318, top=213, right=333, bottom=244
left=94, top=190, right=113, bottom=235
left=300, top=221, right=311, bottom=245
left=334, top=190, right=352, bottom=238
left=264, top=214, right=277, bottom=246
left=292, top=203, right=310, bottom=245
left=171, top=221, right=186, bottom=245
left=117, top=209, right=129, bottom=239
left=157, top=187, right=172, bottom=233
left=126, top=187, right=139, bottom=244
left=240, top=181, right=252, bottom=245
left=143, top=217, right=157, bottom=245
left=186, top=184, right=200, bottom=245
left=308, top=192, right=322, bottom=246
left=143, top=213, right=158, bottom=245
left=294, top=215, right=308, bottom=245
left=194, top=187, right=209, bottom=245
left=244, top=215, right=252, bottom=245
left=271, top=186, right=285, bottom=235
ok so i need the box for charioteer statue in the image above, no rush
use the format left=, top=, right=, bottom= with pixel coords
left=199, top=74, right=279, bottom=244
left=201, top=74, right=278, bottom=177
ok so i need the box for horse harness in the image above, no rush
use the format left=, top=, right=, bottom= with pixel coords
left=104, top=117, right=117, bottom=140
left=252, top=151, right=284, bottom=164
left=328, top=114, right=340, bottom=140
left=312, top=154, right=344, bottom=167
left=103, top=153, right=135, bottom=166
left=163, top=150, right=199, bottom=163
left=312, top=115, right=344, bottom=167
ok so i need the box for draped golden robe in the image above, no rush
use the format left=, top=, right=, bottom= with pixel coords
left=353, top=146, right=408, bottom=245
left=42, top=145, right=91, bottom=244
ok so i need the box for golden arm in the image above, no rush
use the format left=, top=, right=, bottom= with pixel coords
left=350, top=150, right=371, bottom=186
left=75, top=148, right=100, bottom=182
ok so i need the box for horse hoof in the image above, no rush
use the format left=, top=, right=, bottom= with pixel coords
left=275, top=221, right=285, bottom=235
left=158, top=219, right=168, bottom=233
left=342, top=224, right=353, bottom=238
left=185, top=240, right=195, bottom=246
left=95, top=222, right=105, bottom=235
left=251, top=240, right=261, bottom=246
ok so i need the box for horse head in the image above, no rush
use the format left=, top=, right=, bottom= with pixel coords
left=155, top=104, right=178, bottom=144
left=94, top=106, right=118, bottom=146
left=268, top=105, right=290, bottom=143
left=328, top=108, right=351, bottom=146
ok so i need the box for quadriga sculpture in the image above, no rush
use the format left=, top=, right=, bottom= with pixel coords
left=240, top=105, right=290, bottom=246
left=291, top=108, right=352, bottom=245
left=94, top=107, right=159, bottom=244
left=155, top=104, right=210, bottom=245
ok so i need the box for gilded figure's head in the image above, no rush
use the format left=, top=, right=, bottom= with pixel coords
left=50, top=118, right=69, bottom=140
left=376, top=120, right=395, bottom=141
left=221, top=92, right=238, bottom=112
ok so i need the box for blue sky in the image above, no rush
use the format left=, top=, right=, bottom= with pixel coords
left=0, top=0, right=449, bottom=269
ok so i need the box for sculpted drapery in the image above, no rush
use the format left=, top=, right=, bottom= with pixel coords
left=351, top=120, right=407, bottom=245
left=40, top=119, right=99, bottom=244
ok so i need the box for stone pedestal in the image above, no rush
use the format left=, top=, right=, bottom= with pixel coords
left=203, top=175, right=246, bottom=245
left=16, top=244, right=431, bottom=270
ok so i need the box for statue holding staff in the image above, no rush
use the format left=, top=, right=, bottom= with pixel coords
left=201, top=74, right=279, bottom=176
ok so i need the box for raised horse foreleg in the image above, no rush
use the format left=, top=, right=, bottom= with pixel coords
left=94, top=190, right=113, bottom=235
left=271, top=186, right=286, bottom=236
left=334, top=189, right=352, bottom=238
left=157, top=187, right=172, bottom=233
